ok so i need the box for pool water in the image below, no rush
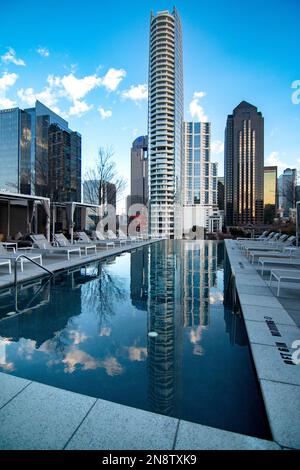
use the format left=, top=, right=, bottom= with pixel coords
left=0, top=241, right=270, bottom=438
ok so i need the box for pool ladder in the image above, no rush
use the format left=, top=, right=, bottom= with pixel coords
left=13, top=254, right=53, bottom=286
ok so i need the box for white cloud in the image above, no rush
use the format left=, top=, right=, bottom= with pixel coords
left=266, top=151, right=292, bottom=171
left=69, top=100, right=92, bottom=116
left=37, top=47, right=50, bottom=57
left=101, top=68, right=126, bottom=92
left=17, top=86, right=58, bottom=109
left=211, top=140, right=224, bottom=154
left=189, top=91, right=208, bottom=122
left=0, top=72, right=18, bottom=109
left=1, top=48, right=25, bottom=66
left=59, top=73, right=101, bottom=100
left=122, top=84, right=148, bottom=102
left=98, top=106, right=112, bottom=119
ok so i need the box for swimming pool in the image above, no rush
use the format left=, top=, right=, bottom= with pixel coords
left=0, top=240, right=270, bottom=438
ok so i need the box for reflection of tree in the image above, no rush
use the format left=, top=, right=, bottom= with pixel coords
left=81, top=264, right=128, bottom=324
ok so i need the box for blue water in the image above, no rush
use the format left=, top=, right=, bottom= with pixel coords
left=0, top=241, right=270, bottom=438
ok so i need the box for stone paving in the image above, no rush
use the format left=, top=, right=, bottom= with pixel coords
left=225, top=240, right=300, bottom=450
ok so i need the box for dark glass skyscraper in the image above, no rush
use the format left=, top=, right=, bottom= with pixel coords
left=225, top=101, right=264, bottom=226
left=0, top=101, right=81, bottom=202
left=128, top=135, right=148, bottom=208
left=0, top=108, right=31, bottom=193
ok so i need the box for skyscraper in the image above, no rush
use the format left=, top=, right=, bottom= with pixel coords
left=264, top=166, right=277, bottom=223
left=278, top=168, right=297, bottom=218
left=182, top=121, right=221, bottom=234
left=128, top=135, right=148, bottom=209
left=148, top=8, right=184, bottom=238
left=224, top=101, right=264, bottom=226
left=0, top=108, right=31, bottom=194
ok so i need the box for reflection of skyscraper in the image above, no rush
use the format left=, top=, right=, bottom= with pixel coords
left=130, top=247, right=148, bottom=310
left=147, top=240, right=183, bottom=415
left=181, top=241, right=217, bottom=328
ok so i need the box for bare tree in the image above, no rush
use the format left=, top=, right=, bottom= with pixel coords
left=83, top=146, right=127, bottom=206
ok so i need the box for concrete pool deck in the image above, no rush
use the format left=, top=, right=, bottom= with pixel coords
left=225, top=240, right=300, bottom=450
left=0, top=239, right=158, bottom=290
left=0, top=239, right=298, bottom=450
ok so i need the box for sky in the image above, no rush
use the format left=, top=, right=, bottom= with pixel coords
left=1, top=0, right=300, bottom=211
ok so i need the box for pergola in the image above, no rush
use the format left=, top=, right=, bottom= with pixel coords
left=52, top=202, right=102, bottom=244
left=0, top=191, right=51, bottom=241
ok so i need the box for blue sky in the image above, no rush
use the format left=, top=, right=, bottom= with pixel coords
left=1, top=0, right=299, bottom=210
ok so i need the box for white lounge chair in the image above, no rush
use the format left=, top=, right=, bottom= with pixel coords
left=269, top=269, right=300, bottom=296
left=106, top=230, right=128, bottom=246
left=258, top=256, right=300, bottom=275
left=93, top=231, right=115, bottom=249
left=55, top=233, right=96, bottom=256
left=0, top=242, right=42, bottom=272
left=31, top=234, right=81, bottom=260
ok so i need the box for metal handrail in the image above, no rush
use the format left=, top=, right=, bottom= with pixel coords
left=13, top=254, right=53, bottom=286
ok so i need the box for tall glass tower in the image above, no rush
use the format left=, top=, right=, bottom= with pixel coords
left=148, top=8, right=184, bottom=239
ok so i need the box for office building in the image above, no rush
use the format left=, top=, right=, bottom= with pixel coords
left=224, top=101, right=264, bottom=226
left=0, top=108, right=31, bottom=194
left=217, top=177, right=224, bottom=211
left=264, top=166, right=277, bottom=223
left=182, top=121, right=221, bottom=234
left=278, top=168, right=297, bottom=218
left=0, top=101, right=81, bottom=202
left=148, top=8, right=184, bottom=238
left=128, top=135, right=148, bottom=209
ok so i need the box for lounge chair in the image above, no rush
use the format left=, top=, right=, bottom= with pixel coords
left=106, top=230, right=128, bottom=246
left=0, top=258, right=11, bottom=274
left=237, top=230, right=269, bottom=242
left=269, top=269, right=300, bottom=296
left=244, top=235, right=295, bottom=257
left=55, top=233, right=97, bottom=256
left=0, top=242, right=42, bottom=272
left=258, top=256, right=300, bottom=275
left=77, top=231, right=114, bottom=250
left=93, top=231, right=115, bottom=249
left=31, top=234, right=81, bottom=260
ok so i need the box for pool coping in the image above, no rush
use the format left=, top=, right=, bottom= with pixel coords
left=225, top=239, right=300, bottom=450
left=0, top=239, right=292, bottom=450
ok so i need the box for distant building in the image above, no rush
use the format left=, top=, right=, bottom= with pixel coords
left=182, top=121, right=221, bottom=235
left=225, top=101, right=264, bottom=226
left=148, top=8, right=184, bottom=238
left=0, top=101, right=81, bottom=202
left=264, top=166, right=277, bottom=223
left=0, top=108, right=31, bottom=194
left=278, top=168, right=297, bottom=218
left=217, top=177, right=224, bottom=211
left=127, top=135, right=148, bottom=212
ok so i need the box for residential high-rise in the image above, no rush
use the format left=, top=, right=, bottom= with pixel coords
left=278, top=168, right=297, bottom=218
left=148, top=8, right=184, bottom=238
left=0, top=101, right=82, bottom=202
left=182, top=121, right=221, bottom=234
left=0, top=108, right=31, bottom=194
left=264, top=166, right=277, bottom=223
left=128, top=135, right=148, bottom=210
left=224, top=101, right=264, bottom=226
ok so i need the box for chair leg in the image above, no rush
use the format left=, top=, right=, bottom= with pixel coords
left=8, top=262, right=11, bottom=274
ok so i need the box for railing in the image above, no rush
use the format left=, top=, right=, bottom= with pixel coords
left=13, top=254, right=53, bottom=286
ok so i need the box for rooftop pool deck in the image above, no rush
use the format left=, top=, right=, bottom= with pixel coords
left=0, top=239, right=298, bottom=450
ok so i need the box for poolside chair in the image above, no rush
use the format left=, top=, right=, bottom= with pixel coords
left=0, top=242, right=43, bottom=272
left=93, top=231, right=115, bottom=249
left=269, top=268, right=300, bottom=296
left=237, top=230, right=269, bottom=242
left=0, top=258, right=11, bottom=274
left=106, top=230, right=128, bottom=246
left=55, top=233, right=97, bottom=256
left=77, top=231, right=114, bottom=251
left=31, top=234, right=81, bottom=260
left=258, top=255, right=300, bottom=275
left=244, top=235, right=295, bottom=257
